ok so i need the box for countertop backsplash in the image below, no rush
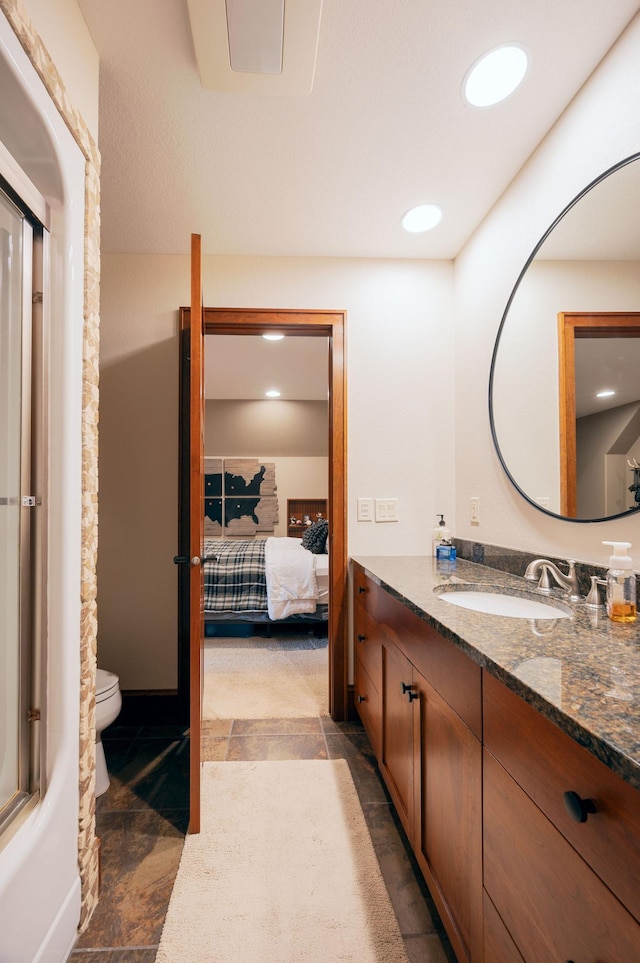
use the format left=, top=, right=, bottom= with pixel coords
left=453, top=537, right=637, bottom=599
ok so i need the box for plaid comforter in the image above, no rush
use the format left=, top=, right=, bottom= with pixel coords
left=203, top=538, right=268, bottom=612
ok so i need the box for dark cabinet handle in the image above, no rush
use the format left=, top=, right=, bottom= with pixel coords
left=357, top=634, right=366, bottom=642
left=401, top=682, right=418, bottom=702
left=358, top=585, right=366, bottom=593
left=357, top=694, right=366, bottom=703
left=563, top=791, right=596, bottom=823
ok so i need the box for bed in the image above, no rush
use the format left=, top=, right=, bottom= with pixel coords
left=203, top=535, right=329, bottom=630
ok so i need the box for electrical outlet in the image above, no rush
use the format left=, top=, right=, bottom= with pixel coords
left=470, top=496, right=480, bottom=524
left=357, top=497, right=373, bottom=521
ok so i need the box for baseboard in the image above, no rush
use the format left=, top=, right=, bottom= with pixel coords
left=119, top=689, right=187, bottom=727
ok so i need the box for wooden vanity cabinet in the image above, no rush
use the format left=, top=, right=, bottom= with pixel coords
left=483, top=672, right=640, bottom=962
left=353, top=563, right=483, bottom=963
left=352, top=561, right=640, bottom=963
left=352, top=565, right=383, bottom=758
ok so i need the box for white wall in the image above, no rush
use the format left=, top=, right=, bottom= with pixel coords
left=98, top=254, right=454, bottom=688
left=454, top=11, right=640, bottom=567
left=206, top=399, right=328, bottom=456
left=22, top=0, right=99, bottom=140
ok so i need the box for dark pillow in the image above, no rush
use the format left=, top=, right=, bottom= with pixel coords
left=301, top=518, right=328, bottom=554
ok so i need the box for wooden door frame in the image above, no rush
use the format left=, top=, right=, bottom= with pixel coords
left=179, top=307, right=348, bottom=721
left=558, top=311, right=640, bottom=517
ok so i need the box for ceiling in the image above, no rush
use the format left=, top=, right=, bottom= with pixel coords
left=206, top=334, right=329, bottom=400
left=77, top=0, right=639, bottom=261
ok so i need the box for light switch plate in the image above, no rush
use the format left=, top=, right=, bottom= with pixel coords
left=357, top=497, right=373, bottom=521
left=375, top=498, right=398, bottom=522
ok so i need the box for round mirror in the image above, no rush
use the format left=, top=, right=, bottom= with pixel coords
left=489, top=152, right=640, bottom=522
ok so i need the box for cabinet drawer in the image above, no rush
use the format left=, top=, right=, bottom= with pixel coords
left=484, top=749, right=640, bottom=962
left=353, top=600, right=382, bottom=687
left=376, top=585, right=481, bottom=738
left=354, top=653, right=381, bottom=759
left=352, top=563, right=388, bottom=622
left=483, top=671, right=640, bottom=923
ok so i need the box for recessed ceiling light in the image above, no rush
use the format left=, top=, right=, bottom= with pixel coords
left=265, top=389, right=281, bottom=398
left=463, top=44, right=528, bottom=107
left=596, top=389, right=616, bottom=399
left=263, top=333, right=285, bottom=340
left=401, top=203, right=442, bottom=234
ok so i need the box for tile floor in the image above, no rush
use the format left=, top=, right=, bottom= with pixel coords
left=70, top=687, right=455, bottom=962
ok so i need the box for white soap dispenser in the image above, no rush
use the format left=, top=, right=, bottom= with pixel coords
left=602, top=541, right=637, bottom=623
left=433, top=514, right=450, bottom=557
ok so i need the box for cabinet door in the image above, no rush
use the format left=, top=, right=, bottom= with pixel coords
left=380, top=638, right=415, bottom=837
left=483, top=891, right=524, bottom=963
left=414, top=670, right=483, bottom=963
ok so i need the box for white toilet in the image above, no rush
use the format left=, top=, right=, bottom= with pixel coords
left=95, top=668, right=122, bottom=796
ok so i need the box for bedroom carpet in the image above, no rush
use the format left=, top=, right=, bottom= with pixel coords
left=203, top=635, right=328, bottom=719
left=154, top=760, right=409, bottom=963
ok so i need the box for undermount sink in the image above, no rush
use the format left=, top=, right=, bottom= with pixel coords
left=435, top=585, right=572, bottom=620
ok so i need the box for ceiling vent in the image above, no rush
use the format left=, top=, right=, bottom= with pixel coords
left=187, top=0, right=323, bottom=94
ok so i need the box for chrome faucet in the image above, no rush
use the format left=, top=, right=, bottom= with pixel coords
left=524, top=558, right=583, bottom=601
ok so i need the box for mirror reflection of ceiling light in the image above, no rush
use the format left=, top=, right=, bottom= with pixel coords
left=596, top=389, right=616, bottom=399
left=263, top=333, right=285, bottom=340
left=265, top=389, right=281, bottom=398
left=463, top=44, right=528, bottom=107
left=401, top=203, right=443, bottom=233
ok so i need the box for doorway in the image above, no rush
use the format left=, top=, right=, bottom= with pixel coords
left=558, top=311, right=640, bottom=517
left=178, top=307, right=348, bottom=723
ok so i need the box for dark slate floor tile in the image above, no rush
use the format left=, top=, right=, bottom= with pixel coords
left=76, top=704, right=452, bottom=963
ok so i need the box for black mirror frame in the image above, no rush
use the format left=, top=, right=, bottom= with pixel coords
left=488, top=151, right=640, bottom=524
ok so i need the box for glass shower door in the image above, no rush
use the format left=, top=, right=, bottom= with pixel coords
left=0, top=186, right=31, bottom=831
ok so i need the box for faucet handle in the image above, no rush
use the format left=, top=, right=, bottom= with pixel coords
left=537, top=566, right=553, bottom=592
left=585, top=575, right=606, bottom=608
left=565, top=559, right=584, bottom=601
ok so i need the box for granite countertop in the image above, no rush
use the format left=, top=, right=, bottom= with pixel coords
left=351, top=554, right=640, bottom=792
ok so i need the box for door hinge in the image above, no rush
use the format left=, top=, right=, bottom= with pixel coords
left=28, top=708, right=41, bottom=722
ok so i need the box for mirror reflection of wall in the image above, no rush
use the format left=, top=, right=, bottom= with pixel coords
left=490, top=153, right=640, bottom=522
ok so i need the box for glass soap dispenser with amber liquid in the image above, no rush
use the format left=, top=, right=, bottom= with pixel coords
left=602, top=540, right=637, bottom=623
